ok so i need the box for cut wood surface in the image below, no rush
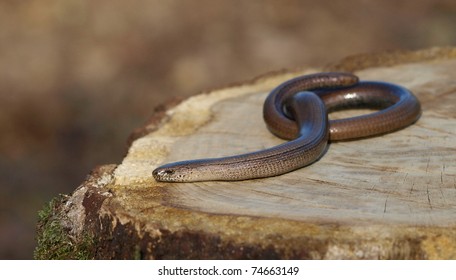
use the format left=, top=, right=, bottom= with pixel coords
left=36, top=47, right=456, bottom=259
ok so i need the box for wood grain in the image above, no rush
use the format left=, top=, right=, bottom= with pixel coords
left=117, top=59, right=456, bottom=227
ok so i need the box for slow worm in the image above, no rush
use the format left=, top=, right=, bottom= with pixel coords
left=152, top=72, right=421, bottom=182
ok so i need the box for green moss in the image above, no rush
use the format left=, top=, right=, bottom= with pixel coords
left=34, top=195, right=96, bottom=259
left=133, top=245, right=142, bottom=260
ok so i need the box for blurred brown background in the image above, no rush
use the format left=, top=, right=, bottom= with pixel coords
left=0, top=0, right=455, bottom=259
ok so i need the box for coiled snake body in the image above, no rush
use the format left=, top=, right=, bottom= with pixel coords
left=153, top=73, right=421, bottom=182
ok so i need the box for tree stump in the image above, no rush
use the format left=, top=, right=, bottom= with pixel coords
left=35, top=47, right=456, bottom=259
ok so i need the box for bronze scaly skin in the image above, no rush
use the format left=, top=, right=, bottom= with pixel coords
left=153, top=73, right=421, bottom=182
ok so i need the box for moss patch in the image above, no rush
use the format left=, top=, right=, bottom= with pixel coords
left=34, top=195, right=96, bottom=260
